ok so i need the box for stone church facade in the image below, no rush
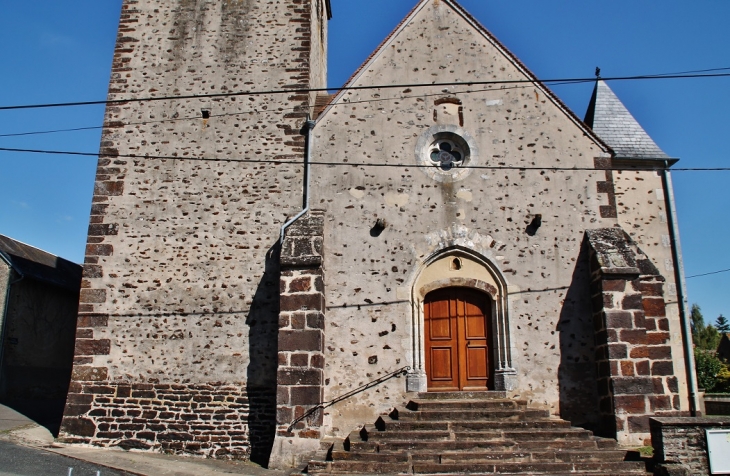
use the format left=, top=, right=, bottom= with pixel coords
left=60, top=0, right=696, bottom=467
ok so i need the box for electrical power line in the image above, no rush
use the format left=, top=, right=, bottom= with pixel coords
left=0, top=83, right=557, bottom=138
left=0, top=145, right=728, bottom=172
left=1, top=71, right=729, bottom=112
left=0, top=68, right=727, bottom=138
left=686, top=268, right=730, bottom=279
left=640, top=66, right=730, bottom=77
left=0, top=125, right=102, bottom=138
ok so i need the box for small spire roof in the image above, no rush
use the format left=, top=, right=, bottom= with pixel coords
left=585, top=80, right=670, bottom=160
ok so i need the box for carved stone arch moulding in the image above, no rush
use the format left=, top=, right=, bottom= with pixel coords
left=418, top=278, right=498, bottom=301
left=407, top=246, right=517, bottom=393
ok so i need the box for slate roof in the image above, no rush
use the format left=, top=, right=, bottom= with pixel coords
left=0, top=234, right=82, bottom=293
left=584, top=80, right=670, bottom=160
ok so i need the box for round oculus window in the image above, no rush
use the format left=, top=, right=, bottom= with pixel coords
left=429, top=139, right=465, bottom=171
left=415, top=125, right=478, bottom=183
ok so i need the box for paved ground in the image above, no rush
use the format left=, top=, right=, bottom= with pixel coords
left=0, top=405, right=32, bottom=433
left=0, top=403, right=292, bottom=476
left=0, top=440, right=134, bottom=476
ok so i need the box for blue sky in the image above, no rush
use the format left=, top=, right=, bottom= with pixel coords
left=0, top=0, right=728, bottom=322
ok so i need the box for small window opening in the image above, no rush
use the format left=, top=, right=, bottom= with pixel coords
left=450, top=257, right=462, bottom=271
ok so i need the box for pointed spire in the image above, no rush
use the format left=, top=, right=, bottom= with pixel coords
left=584, top=80, right=670, bottom=159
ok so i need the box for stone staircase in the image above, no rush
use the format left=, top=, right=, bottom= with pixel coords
left=303, top=391, right=650, bottom=475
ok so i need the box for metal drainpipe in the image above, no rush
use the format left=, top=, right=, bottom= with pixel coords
left=280, top=117, right=316, bottom=244
left=0, top=251, right=24, bottom=393
left=661, top=161, right=699, bottom=416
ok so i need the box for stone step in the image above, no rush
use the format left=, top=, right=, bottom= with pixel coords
left=417, top=391, right=507, bottom=400
left=455, top=428, right=594, bottom=441
left=360, top=425, right=452, bottom=440
left=310, top=462, right=648, bottom=475
left=330, top=450, right=410, bottom=462
left=411, top=461, right=648, bottom=474
left=410, top=449, right=631, bottom=463
left=360, top=426, right=593, bottom=443
left=305, top=395, right=642, bottom=476
left=329, top=449, right=630, bottom=465
left=349, top=438, right=517, bottom=453
left=392, top=407, right=551, bottom=421
left=595, top=437, right=621, bottom=449
left=309, top=473, right=648, bottom=476
left=307, top=460, right=410, bottom=474
left=516, top=439, right=607, bottom=450
left=349, top=437, right=608, bottom=452
left=406, top=398, right=527, bottom=411
left=375, top=416, right=571, bottom=432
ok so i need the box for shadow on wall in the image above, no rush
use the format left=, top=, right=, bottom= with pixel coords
left=1, top=278, right=79, bottom=436
left=557, top=237, right=600, bottom=434
left=246, top=242, right=281, bottom=467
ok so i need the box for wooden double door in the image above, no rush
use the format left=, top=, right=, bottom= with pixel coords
left=425, top=287, right=492, bottom=391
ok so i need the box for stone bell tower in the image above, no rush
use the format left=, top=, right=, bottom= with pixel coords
left=60, top=0, right=330, bottom=462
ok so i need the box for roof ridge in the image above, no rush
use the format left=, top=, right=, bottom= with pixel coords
left=443, top=0, right=610, bottom=153
left=0, top=233, right=58, bottom=260
left=315, top=0, right=427, bottom=117
left=315, top=0, right=612, bottom=154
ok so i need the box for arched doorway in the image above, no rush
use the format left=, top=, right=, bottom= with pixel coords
left=406, top=247, right=516, bottom=393
left=424, top=287, right=492, bottom=391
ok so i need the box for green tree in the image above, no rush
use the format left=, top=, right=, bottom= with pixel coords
left=691, top=303, right=704, bottom=333
left=691, top=304, right=721, bottom=350
left=714, top=365, right=730, bottom=393
left=716, top=314, right=730, bottom=334
left=695, top=348, right=724, bottom=391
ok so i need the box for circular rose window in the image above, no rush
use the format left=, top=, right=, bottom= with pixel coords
left=416, top=125, right=478, bottom=182
left=429, top=139, right=465, bottom=171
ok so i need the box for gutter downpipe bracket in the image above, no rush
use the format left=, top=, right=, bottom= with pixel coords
left=280, top=117, right=316, bottom=245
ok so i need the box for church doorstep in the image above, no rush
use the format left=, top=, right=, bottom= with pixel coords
left=270, top=210, right=327, bottom=468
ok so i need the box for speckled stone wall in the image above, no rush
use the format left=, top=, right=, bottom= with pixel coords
left=309, top=0, right=616, bottom=436
left=614, top=166, right=690, bottom=413
left=61, top=0, right=328, bottom=459
left=60, top=0, right=691, bottom=462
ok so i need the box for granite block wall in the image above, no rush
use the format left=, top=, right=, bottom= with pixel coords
left=651, top=417, right=730, bottom=475
left=587, top=228, right=684, bottom=446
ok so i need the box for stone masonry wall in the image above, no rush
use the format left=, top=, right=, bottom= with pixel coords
left=62, top=0, right=328, bottom=460
left=271, top=210, right=326, bottom=467
left=63, top=383, right=274, bottom=458
left=614, top=165, right=688, bottom=413
left=650, top=417, right=730, bottom=475
left=587, top=228, right=683, bottom=446
left=310, top=0, right=616, bottom=436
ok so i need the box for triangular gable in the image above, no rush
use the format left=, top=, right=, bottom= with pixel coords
left=317, top=0, right=611, bottom=153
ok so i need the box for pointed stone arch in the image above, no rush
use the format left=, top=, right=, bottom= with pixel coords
left=407, top=246, right=517, bottom=392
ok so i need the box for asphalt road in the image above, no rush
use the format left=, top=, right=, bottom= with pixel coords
left=0, top=441, right=134, bottom=476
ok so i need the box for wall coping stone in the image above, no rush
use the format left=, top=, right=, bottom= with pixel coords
left=651, top=417, right=730, bottom=427
left=702, top=394, right=730, bottom=402
left=602, top=267, right=640, bottom=276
